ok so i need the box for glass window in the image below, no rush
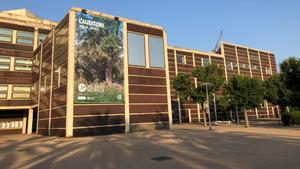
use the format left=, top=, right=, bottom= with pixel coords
left=0, top=85, right=8, bottom=99
left=16, top=38, right=33, bottom=45
left=128, top=32, right=145, bottom=66
left=16, top=31, right=34, bottom=45
left=0, top=56, right=10, bottom=70
left=202, top=58, right=210, bottom=67
left=0, top=28, right=12, bottom=43
left=12, top=86, right=31, bottom=99
left=177, top=54, right=185, bottom=64
left=38, top=34, right=47, bottom=45
left=17, top=31, right=34, bottom=38
left=149, top=36, right=165, bottom=68
left=15, top=58, right=32, bottom=71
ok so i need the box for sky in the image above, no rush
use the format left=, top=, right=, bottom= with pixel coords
left=1, top=0, right=299, bottom=68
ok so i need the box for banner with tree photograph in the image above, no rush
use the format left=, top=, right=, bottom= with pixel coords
left=74, top=12, right=124, bottom=104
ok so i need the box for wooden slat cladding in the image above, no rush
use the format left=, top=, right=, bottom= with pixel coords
left=0, top=42, right=33, bottom=51
left=130, top=113, right=168, bottom=123
left=74, top=115, right=125, bottom=127
left=73, top=126, right=125, bottom=137
left=127, top=23, right=163, bottom=37
left=128, top=66, right=165, bottom=77
left=0, top=100, right=31, bottom=106
left=129, top=104, right=168, bottom=113
left=74, top=105, right=125, bottom=115
left=0, top=22, right=34, bottom=32
left=0, top=71, right=32, bottom=84
left=0, top=129, right=22, bottom=135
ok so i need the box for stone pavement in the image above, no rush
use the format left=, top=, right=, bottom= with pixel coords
left=0, top=124, right=299, bottom=169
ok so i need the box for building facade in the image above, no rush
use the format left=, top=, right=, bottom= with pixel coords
left=0, top=9, right=56, bottom=135
left=0, top=7, right=278, bottom=137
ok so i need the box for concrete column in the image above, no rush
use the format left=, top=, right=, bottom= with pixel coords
left=188, top=109, right=192, bottom=123
left=22, top=113, right=27, bottom=134
left=27, top=109, right=33, bottom=134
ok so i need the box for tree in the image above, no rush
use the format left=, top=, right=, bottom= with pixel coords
left=263, top=74, right=290, bottom=112
left=225, top=75, right=265, bottom=127
left=172, top=64, right=224, bottom=126
left=279, top=57, right=300, bottom=109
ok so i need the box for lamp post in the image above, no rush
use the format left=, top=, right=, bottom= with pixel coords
left=204, top=83, right=212, bottom=131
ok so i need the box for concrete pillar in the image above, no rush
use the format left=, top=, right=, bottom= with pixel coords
left=27, top=108, right=33, bottom=134
left=22, top=113, right=27, bottom=134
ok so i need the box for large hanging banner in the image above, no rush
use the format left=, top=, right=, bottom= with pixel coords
left=74, top=12, right=124, bottom=104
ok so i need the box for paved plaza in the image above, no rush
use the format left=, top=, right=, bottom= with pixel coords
left=0, top=124, right=299, bottom=169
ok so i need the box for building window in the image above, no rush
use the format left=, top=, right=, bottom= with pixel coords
left=12, top=86, right=31, bottom=99
left=226, top=62, right=233, bottom=70
left=240, top=63, right=247, bottom=69
left=0, top=56, right=10, bottom=70
left=128, top=32, right=145, bottom=66
left=14, top=58, right=32, bottom=71
left=16, top=31, right=34, bottom=45
left=149, top=36, right=165, bottom=68
left=38, top=34, right=47, bottom=45
left=0, top=28, right=12, bottom=43
left=265, top=67, right=272, bottom=75
left=202, top=58, right=210, bottom=67
left=176, top=54, right=185, bottom=64
left=0, top=85, right=8, bottom=99
left=251, top=65, right=257, bottom=70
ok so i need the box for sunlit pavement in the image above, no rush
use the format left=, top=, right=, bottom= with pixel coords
left=0, top=124, right=299, bottom=169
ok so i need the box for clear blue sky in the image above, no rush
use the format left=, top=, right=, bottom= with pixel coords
left=1, top=0, right=299, bottom=67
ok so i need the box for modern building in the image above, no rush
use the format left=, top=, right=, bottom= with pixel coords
left=0, top=9, right=56, bottom=135
left=0, top=7, right=278, bottom=137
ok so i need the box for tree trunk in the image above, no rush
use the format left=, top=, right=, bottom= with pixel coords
left=105, top=64, right=113, bottom=85
left=244, top=109, right=250, bottom=128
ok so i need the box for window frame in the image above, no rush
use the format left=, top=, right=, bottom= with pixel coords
left=0, top=56, right=11, bottom=70
left=127, top=31, right=146, bottom=67
left=11, top=85, right=31, bottom=99
left=148, top=35, right=165, bottom=68
left=14, top=57, right=32, bottom=71
left=176, top=54, right=186, bottom=64
left=16, top=30, right=34, bottom=45
left=0, top=28, right=13, bottom=43
left=0, top=85, right=8, bottom=99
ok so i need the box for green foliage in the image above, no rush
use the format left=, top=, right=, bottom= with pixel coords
left=291, top=110, right=300, bottom=124
left=190, top=86, right=207, bottom=104
left=192, top=64, right=224, bottom=91
left=281, top=113, right=292, bottom=126
left=226, top=75, right=265, bottom=111
left=218, top=94, right=234, bottom=112
left=279, top=57, right=300, bottom=109
left=172, top=73, right=192, bottom=101
left=172, top=64, right=224, bottom=105
left=263, top=75, right=290, bottom=110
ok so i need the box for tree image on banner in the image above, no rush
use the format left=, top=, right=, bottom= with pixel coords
left=74, top=12, right=124, bottom=104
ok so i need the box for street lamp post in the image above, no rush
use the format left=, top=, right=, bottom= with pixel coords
left=205, top=83, right=212, bottom=131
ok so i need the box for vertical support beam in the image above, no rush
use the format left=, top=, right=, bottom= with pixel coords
left=12, top=30, right=17, bottom=43
left=208, top=54, right=211, bottom=64
left=221, top=43, right=228, bottom=82
left=27, top=108, right=33, bottom=134
left=36, top=42, right=43, bottom=134
left=48, top=28, right=55, bottom=136
left=7, top=84, right=12, bottom=99
left=234, top=46, right=240, bottom=75
left=197, top=103, right=201, bottom=123
left=258, top=51, right=264, bottom=80
left=268, top=53, right=273, bottom=76
left=246, top=49, right=253, bottom=78
left=174, top=50, right=182, bottom=123
left=123, top=22, right=130, bottom=133
left=145, top=34, right=150, bottom=68
left=163, top=31, right=173, bottom=129
left=22, top=112, right=27, bottom=134
left=272, top=107, right=275, bottom=117
left=265, top=101, right=270, bottom=118
left=255, top=108, right=259, bottom=119
left=229, top=109, right=233, bottom=121
left=66, top=11, right=76, bottom=137
left=188, top=109, right=192, bottom=123
left=213, top=93, right=218, bottom=121
left=34, top=27, right=39, bottom=50
left=9, top=57, right=15, bottom=71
